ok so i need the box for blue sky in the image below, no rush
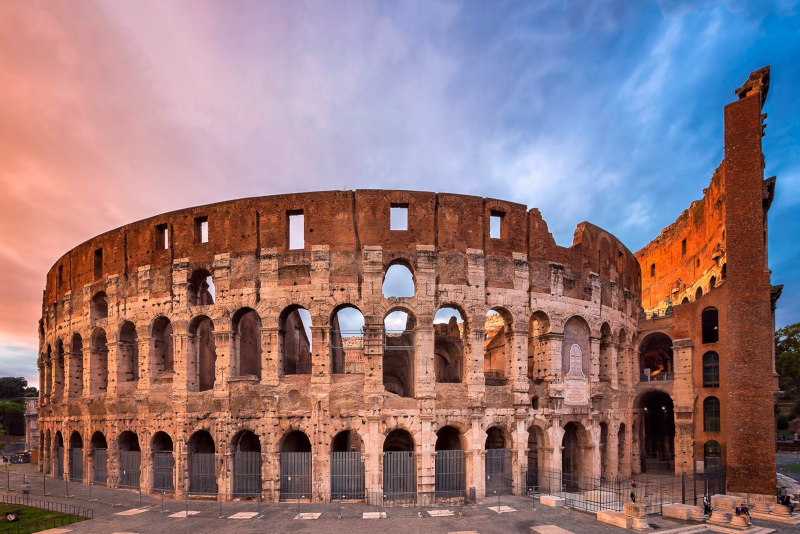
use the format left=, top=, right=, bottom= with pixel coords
left=0, top=0, right=798, bottom=386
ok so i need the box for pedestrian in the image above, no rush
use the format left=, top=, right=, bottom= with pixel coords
left=703, top=494, right=711, bottom=515
left=630, top=490, right=636, bottom=503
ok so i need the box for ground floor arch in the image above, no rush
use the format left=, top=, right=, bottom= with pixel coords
left=485, top=426, right=512, bottom=494
left=434, top=426, right=466, bottom=495
left=118, top=431, right=141, bottom=488
left=187, top=430, right=216, bottom=494
left=330, top=430, right=365, bottom=500
left=636, top=391, right=675, bottom=474
left=232, top=430, right=261, bottom=497
left=561, top=422, right=593, bottom=491
left=69, top=431, right=83, bottom=482
left=151, top=431, right=175, bottom=492
left=90, top=431, right=108, bottom=485
left=383, top=429, right=416, bottom=496
left=280, top=431, right=312, bottom=500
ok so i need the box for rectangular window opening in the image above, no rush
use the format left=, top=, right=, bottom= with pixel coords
left=194, top=216, right=208, bottom=244
left=390, top=204, right=408, bottom=231
left=490, top=211, right=504, bottom=239
left=288, top=211, right=304, bottom=250
left=650, top=263, right=655, bottom=278
left=94, top=248, right=103, bottom=279
left=696, top=258, right=701, bottom=268
left=58, top=265, right=63, bottom=287
left=156, top=224, right=169, bottom=250
left=681, top=239, right=687, bottom=256
left=617, top=251, right=624, bottom=273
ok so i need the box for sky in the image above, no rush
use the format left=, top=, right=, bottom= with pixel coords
left=1, top=0, right=799, bottom=387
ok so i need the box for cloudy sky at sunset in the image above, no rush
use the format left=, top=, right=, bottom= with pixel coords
left=1, top=0, right=799, bottom=386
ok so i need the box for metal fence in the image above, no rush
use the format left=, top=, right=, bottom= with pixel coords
left=119, top=451, right=141, bottom=489
left=93, top=449, right=107, bottom=485
left=56, top=447, right=64, bottom=478
left=152, top=451, right=175, bottom=492
left=382, top=451, right=416, bottom=498
left=233, top=451, right=261, bottom=498
left=485, top=448, right=512, bottom=495
left=434, top=450, right=466, bottom=497
left=524, top=466, right=727, bottom=514
left=0, top=494, right=92, bottom=534
left=69, top=448, right=82, bottom=482
left=188, top=453, right=216, bottom=494
left=280, top=452, right=312, bottom=500
left=384, top=330, right=415, bottom=351
left=330, top=452, right=365, bottom=500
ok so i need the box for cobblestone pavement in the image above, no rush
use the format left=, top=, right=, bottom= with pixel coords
left=1, top=465, right=796, bottom=534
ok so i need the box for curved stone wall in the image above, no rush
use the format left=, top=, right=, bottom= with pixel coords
left=36, top=190, right=641, bottom=498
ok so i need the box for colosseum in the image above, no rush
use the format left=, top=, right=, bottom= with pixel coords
left=34, top=67, right=779, bottom=504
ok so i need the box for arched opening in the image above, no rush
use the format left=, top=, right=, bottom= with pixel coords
left=187, top=269, right=215, bottom=306
left=562, top=316, right=590, bottom=381
left=69, top=431, right=83, bottom=482
left=701, top=307, right=719, bottom=344
left=42, top=430, right=51, bottom=475
left=232, top=430, right=261, bottom=497
left=637, top=391, right=675, bottom=474
left=681, top=297, right=690, bottom=304
left=485, top=427, right=512, bottom=494
left=330, top=430, right=365, bottom=500
left=704, top=440, right=721, bottom=470
left=721, top=263, right=726, bottom=280
left=434, top=426, right=465, bottom=495
left=703, top=397, right=721, bottom=432
left=280, top=431, right=312, bottom=500
left=42, top=345, right=51, bottom=400
left=151, top=431, right=174, bottom=492
left=383, top=310, right=415, bottom=397
left=279, top=305, right=312, bottom=375
left=118, top=321, right=139, bottom=383
left=151, top=317, right=174, bottom=380
left=118, top=431, right=141, bottom=488
left=639, top=333, right=673, bottom=382
left=187, top=430, right=216, bottom=494
left=382, top=262, right=415, bottom=298
left=484, top=309, right=512, bottom=385
left=90, top=431, right=108, bottom=485
left=55, top=431, right=64, bottom=478
left=528, top=311, right=551, bottom=380
left=561, top=422, right=592, bottom=491
left=709, top=276, right=716, bottom=290
left=53, top=340, right=65, bottom=397
left=90, top=292, right=108, bottom=322
left=232, top=308, right=262, bottom=378
left=90, top=328, right=109, bottom=394
left=69, top=334, right=83, bottom=398
left=190, top=316, right=216, bottom=391
left=526, top=426, right=547, bottom=491
left=330, top=305, right=365, bottom=374
left=600, top=422, right=609, bottom=479
left=433, top=307, right=466, bottom=383
left=702, top=352, right=719, bottom=388
left=599, top=323, right=613, bottom=382
left=695, top=286, right=703, bottom=300
left=383, top=429, right=416, bottom=496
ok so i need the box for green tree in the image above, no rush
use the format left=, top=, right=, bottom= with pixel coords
left=0, top=377, right=27, bottom=400
left=0, top=401, right=24, bottom=436
left=776, top=322, right=800, bottom=395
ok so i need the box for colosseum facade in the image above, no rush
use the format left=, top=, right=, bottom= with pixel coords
left=34, top=67, right=780, bottom=503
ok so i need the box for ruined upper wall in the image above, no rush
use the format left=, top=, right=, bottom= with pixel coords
left=42, top=190, right=640, bottom=310
left=635, top=169, right=726, bottom=313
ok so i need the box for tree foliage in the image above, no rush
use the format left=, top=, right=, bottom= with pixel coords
left=0, top=401, right=24, bottom=436
left=0, top=377, right=28, bottom=400
left=776, top=322, right=800, bottom=395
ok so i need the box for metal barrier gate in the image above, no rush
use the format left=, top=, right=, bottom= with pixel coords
left=69, top=448, right=83, bottom=482
left=330, top=452, right=364, bottom=500
left=233, top=451, right=261, bottom=497
left=280, top=452, right=311, bottom=500
left=152, top=452, right=175, bottom=492
left=93, top=449, right=107, bottom=485
left=119, top=451, right=141, bottom=488
left=56, top=447, right=64, bottom=478
left=383, top=451, right=416, bottom=499
left=188, top=453, right=216, bottom=494
left=434, top=450, right=465, bottom=497
left=485, top=448, right=512, bottom=494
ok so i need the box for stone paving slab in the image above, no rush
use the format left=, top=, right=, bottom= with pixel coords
left=363, top=511, right=387, bottom=518
left=487, top=505, right=516, bottom=513
left=168, top=510, right=201, bottom=517
left=294, top=512, right=321, bottom=519
left=114, top=508, right=147, bottom=515
left=228, top=511, right=258, bottom=519
left=428, top=509, right=455, bottom=516
left=531, top=527, right=576, bottom=534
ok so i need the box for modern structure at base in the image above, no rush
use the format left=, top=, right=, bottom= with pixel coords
left=34, top=67, right=780, bottom=502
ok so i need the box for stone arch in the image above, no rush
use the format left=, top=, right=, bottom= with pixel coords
left=280, top=430, right=312, bottom=499
left=528, top=311, right=551, bottom=380
left=187, top=268, right=214, bottom=306
left=616, top=328, right=628, bottom=383
left=599, top=322, right=613, bottom=382
left=151, top=431, right=175, bottom=492
left=69, top=430, right=84, bottom=482
left=189, top=315, right=216, bottom=391
left=90, top=327, right=109, bottom=394
left=231, top=429, right=261, bottom=497
left=42, top=344, right=52, bottom=399
left=434, top=425, right=466, bottom=494
left=634, top=390, right=675, bottom=474
left=434, top=305, right=467, bottom=383
left=330, top=304, right=365, bottom=374
left=118, top=430, right=141, bottom=488
left=90, top=291, right=108, bottom=322
left=187, top=429, right=217, bottom=494
left=150, top=316, right=174, bottom=378
left=695, top=286, right=703, bottom=300
left=562, top=316, right=590, bottom=380
left=232, top=307, right=262, bottom=378
left=118, top=320, right=139, bottom=383
left=382, top=260, right=415, bottom=298
left=638, top=332, right=673, bottom=382
left=525, top=422, right=548, bottom=489
left=561, top=421, right=593, bottom=489
left=53, top=338, right=65, bottom=397
left=383, top=308, right=416, bottom=398
left=484, top=307, right=513, bottom=384
left=279, top=304, right=312, bottom=375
